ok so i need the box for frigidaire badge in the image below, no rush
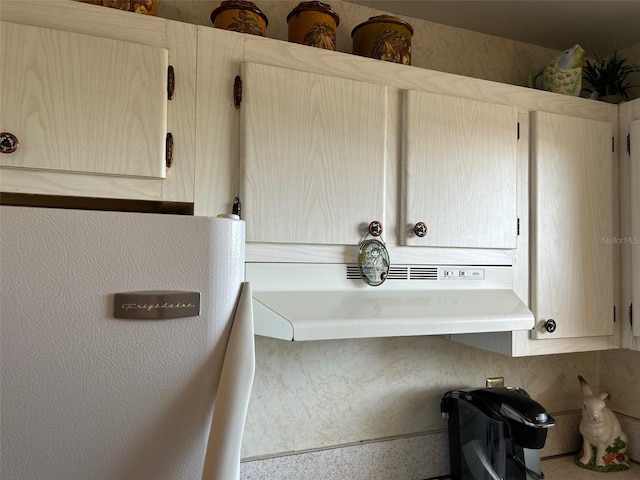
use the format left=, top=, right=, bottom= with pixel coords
left=114, top=291, right=200, bottom=319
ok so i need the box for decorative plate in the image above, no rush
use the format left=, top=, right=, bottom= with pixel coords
left=358, top=239, right=390, bottom=286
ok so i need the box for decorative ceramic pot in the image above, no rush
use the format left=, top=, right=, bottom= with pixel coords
left=287, top=1, right=340, bottom=51
left=210, top=0, right=268, bottom=37
left=79, top=0, right=158, bottom=15
left=351, top=15, right=413, bottom=65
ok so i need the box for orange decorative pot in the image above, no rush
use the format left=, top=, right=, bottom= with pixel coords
left=210, top=0, right=268, bottom=37
left=79, top=0, right=158, bottom=15
left=287, top=1, right=340, bottom=50
left=351, top=15, right=413, bottom=65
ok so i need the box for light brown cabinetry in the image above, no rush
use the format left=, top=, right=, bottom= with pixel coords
left=401, top=90, right=519, bottom=249
left=632, top=119, right=640, bottom=346
left=632, top=119, right=640, bottom=347
left=239, top=61, right=387, bottom=245
left=1, top=22, right=167, bottom=179
left=1, top=0, right=629, bottom=356
left=452, top=107, right=619, bottom=356
left=233, top=61, right=519, bottom=250
left=620, top=98, right=640, bottom=351
left=530, top=111, right=615, bottom=340
left=0, top=1, right=196, bottom=204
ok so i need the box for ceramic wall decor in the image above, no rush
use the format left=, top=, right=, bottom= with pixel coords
left=528, top=44, right=585, bottom=96
left=357, top=221, right=390, bottom=287
left=210, top=0, right=268, bottom=37
left=351, top=15, right=413, bottom=65
left=287, top=1, right=340, bottom=50
left=79, top=0, right=158, bottom=15
left=575, top=375, right=630, bottom=472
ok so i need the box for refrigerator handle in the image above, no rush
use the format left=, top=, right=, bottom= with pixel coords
left=201, top=282, right=255, bottom=480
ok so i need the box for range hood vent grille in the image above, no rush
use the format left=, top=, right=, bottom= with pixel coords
left=409, top=266, right=438, bottom=280
left=346, top=265, right=437, bottom=281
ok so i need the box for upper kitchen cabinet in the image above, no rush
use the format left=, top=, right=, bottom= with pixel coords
left=2, top=22, right=166, bottom=177
left=0, top=1, right=196, bottom=204
left=239, top=61, right=387, bottom=245
left=401, top=90, right=518, bottom=249
left=530, top=111, right=615, bottom=340
left=631, top=118, right=640, bottom=349
left=620, top=98, right=640, bottom=351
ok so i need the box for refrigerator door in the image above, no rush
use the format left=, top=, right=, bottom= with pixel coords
left=1, top=206, right=245, bottom=480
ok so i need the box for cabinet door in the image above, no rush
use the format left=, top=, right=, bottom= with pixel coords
left=632, top=119, right=640, bottom=339
left=531, top=111, right=614, bottom=339
left=1, top=22, right=168, bottom=179
left=401, top=90, right=518, bottom=248
left=240, top=62, right=387, bottom=245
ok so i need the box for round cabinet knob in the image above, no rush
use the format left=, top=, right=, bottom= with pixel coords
left=414, top=221, right=428, bottom=238
left=544, top=319, right=557, bottom=333
left=0, top=132, right=19, bottom=154
left=368, top=221, right=383, bottom=237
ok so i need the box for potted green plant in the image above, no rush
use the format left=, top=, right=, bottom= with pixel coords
left=582, top=51, right=638, bottom=103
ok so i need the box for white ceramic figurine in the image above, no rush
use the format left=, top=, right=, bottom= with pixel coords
left=576, top=375, right=630, bottom=471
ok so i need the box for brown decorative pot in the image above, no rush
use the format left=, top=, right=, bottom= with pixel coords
left=351, top=15, right=413, bottom=65
left=210, top=0, right=268, bottom=37
left=79, top=0, right=158, bottom=15
left=287, top=1, right=340, bottom=51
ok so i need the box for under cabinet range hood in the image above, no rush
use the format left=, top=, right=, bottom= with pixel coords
left=246, top=263, right=534, bottom=341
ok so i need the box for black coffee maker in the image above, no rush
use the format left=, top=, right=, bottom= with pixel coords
left=441, top=387, right=555, bottom=480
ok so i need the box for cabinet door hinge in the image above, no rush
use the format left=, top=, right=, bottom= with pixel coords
left=166, top=132, right=174, bottom=168
left=234, top=75, right=242, bottom=109
left=614, top=305, right=616, bottom=323
left=232, top=196, right=241, bottom=218
left=517, top=217, right=520, bottom=236
left=628, top=133, right=631, bottom=155
left=167, top=65, right=175, bottom=100
left=517, top=122, right=520, bottom=140
left=631, top=303, right=634, bottom=327
left=612, top=136, right=615, bottom=153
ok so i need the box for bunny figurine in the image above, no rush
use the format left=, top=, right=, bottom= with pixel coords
left=576, top=375, right=630, bottom=471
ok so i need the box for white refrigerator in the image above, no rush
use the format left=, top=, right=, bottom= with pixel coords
left=0, top=205, right=255, bottom=480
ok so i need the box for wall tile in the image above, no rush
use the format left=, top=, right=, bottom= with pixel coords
left=599, top=348, right=640, bottom=418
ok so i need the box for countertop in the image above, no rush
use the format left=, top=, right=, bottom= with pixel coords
left=542, top=455, right=638, bottom=479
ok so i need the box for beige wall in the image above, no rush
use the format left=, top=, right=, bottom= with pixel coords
left=600, top=348, right=640, bottom=419
left=159, top=0, right=558, bottom=88
left=155, top=0, right=640, bottom=460
left=243, top=336, right=605, bottom=458
left=620, top=43, right=640, bottom=101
